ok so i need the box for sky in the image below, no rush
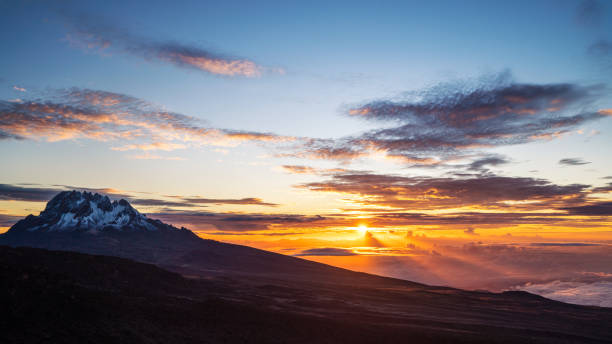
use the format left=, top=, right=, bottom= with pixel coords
left=1, top=0, right=612, bottom=306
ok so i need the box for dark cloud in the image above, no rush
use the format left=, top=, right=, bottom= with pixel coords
left=294, top=247, right=358, bottom=256
left=220, top=214, right=324, bottom=223
left=299, top=172, right=589, bottom=210
left=0, top=184, right=141, bottom=204
left=593, top=182, right=612, bottom=193
left=464, top=227, right=478, bottom=236
left=132, top=196, right=278, bottom=207
left=0, top=184, right=277, bottom=213
left=64, top=16, right=278, bottom=77
left=129, top=198, right=198, bottom=208
left=182, top=197, right=278, bottom=207
left=0, top=214, right=23, bottom=227
left=559, top=158, right=591, bottom=166
left=562, top=202, right=612, bottom=215
left=587, top=40, right=612, bottom=71
left=293, top=73, right=607, bottom=165
left=368, top=212, right=589, bottom=226
left=529, top=243, right=601, bottom=247
left=149, top=211, right=331, bottom=232
left=588, top=40, right=612, bottom=56
left=467, top=156, right=509, bottom=171
left=0, top=184, right=63, bottom=202
left=575, top=0, right=604, bottom=27
left=282, top=140, right=366, bottom=162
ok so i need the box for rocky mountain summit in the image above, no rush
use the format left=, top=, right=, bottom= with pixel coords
left=8, top=191, right=177, bottom=233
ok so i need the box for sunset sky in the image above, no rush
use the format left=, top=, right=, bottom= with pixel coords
left=1, top=0, right=612, bottom=301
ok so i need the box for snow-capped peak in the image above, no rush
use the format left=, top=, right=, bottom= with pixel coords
left=16, top=190, right=174, bottom=233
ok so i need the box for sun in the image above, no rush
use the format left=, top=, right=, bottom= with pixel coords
left=357, top=224, right=368, bottom=234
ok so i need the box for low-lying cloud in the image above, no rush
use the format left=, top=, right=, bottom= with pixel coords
left=295, top=247, right=357, bottom=256
left=518, top=280, right=612, bottom=307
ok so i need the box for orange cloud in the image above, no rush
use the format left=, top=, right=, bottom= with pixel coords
left=64, top=19, right=280, bottom=78
left=165, top=53, right=262, bottom=77
left=0, top=89, right=292, bottom=154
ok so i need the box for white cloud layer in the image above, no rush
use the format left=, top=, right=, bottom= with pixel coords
left=518, top=280, right=612, bottom=307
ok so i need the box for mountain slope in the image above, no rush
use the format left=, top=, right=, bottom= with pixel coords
left=2, top=245, right=611, bottom=344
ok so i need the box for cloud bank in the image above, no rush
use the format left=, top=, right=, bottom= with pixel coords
left=519, top=280, right=612, bottom=307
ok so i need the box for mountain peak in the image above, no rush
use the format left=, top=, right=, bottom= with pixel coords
left=8, top=190, right=176, bottom=233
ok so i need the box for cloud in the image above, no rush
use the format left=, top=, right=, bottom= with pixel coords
left=281, top=165, right=349, bottom=175
left=464, top=227, right=478, bottom=236
left=562, top=201, right=612, bottom=215
left=518, top=280, right=612, bottom=307
left=283, top=240, right=612, bottom=292
left=367, top=211, right=591, bottom=226
left=181, top=197, right=278, bottom=207
left=298, top=171, right=589, bottom=210
left=467, top=156, right=509, bottom=172
left=587, top=40, right=612, bottom=71
left=283, top=140, right=367, bottom=162
left=294, top=247, right=358, bottom=256
left=64, top=17, right=281, bottom=77
left=289, top=73, right=607, bottom=166
left=559, top=158, right=591, bottom=166
left=0, top=184, right=278, bottom=212
left=12, top=86, right=26, bottom=92
left=574, top=0, right=604, bottom=27
left=529, top=243, right=601, bottom=247
left=282, top=165, right=318, bottom=174
left=149, top=211, right=334, bottom=232
left=588, top=40, right=612, bottom=56
left=0, top=184, right=63, bottom=202
left=0, top=88, right=293, bottom=153
left=128, top=198, right=197, bottom=208
left=0, top=214, right=22, bottom=228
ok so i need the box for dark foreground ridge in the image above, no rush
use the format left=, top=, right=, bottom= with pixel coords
left=2, top=246, right=612, bottom=344
left=1, top=191, right=611, bottom=343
